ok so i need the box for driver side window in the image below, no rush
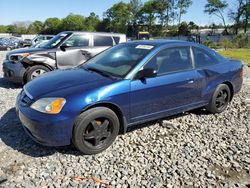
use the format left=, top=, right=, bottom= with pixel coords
left=63, top=34, right=89, bottom=47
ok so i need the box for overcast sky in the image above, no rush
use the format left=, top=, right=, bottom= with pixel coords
left=0, top=0, right=236, bottom=25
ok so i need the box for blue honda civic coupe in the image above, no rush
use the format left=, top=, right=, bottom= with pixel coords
left=16, top=40, right=243, bottom=154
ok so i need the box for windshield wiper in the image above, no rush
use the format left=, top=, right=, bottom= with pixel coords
left=86, top=67, right=114, bottom=78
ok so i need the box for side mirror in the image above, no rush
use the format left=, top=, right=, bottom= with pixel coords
left=60, top=44, right=70, bottom=52
left=134, top=68, right=157, bottom=80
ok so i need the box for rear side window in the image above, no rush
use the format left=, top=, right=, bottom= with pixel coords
left=113, top=37, right=120, bottom=44
left=144, top=47, right=193, bottom=74
left=193, top=47, right=219, bottom=68
left=94, top=36, right=113, bottom=46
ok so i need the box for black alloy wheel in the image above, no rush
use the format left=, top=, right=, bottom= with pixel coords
left=215, top=89, right=229, bottom=111
left=73, top=107, right=120, bottom=155
left=206, top=84, right=231, bottom=114
left=83, top=118, right=113, bottom=148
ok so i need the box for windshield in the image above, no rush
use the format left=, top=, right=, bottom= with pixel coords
left=42, top=33, right=71, bottom=49
left=82, top=43, right=154, bottom=78
left=31, top=41, right=47, bottom=48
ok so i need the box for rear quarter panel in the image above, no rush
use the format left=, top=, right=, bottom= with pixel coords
left=198, top=59, right=243, bottom=103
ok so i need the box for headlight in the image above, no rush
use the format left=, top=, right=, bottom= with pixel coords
left=31, top=98, right=66, bottom=114
left=10, top=53, right=30, bottom=63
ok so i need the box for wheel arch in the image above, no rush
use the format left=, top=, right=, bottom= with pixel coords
left=80, top=102, right=128, bottom=134
left=23, top=63, right=54, bottom=83
left=222, top=81, right=234, bottom=101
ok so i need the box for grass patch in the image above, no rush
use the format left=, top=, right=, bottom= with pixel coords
left=218, top=49, right=250, bottom=65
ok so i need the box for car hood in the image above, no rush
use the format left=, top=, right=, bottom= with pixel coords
left=7, top=47, right=48, bottom=56
left=24, top=68, right=116, bottom=99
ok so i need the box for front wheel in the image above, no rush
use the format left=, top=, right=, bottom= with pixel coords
left=25, top=65, right=50, bottom=83
left=206, top=84, right=231, bottom=114
left=72, top=107, right=120, bottom=155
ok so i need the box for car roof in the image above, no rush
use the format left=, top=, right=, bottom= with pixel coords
left=36, top=35, right=55, bottom=37
left=126, top=39, right=214, bottom=52
left=126, top=39, right=194, bottom=47
left=60, top=31, right=126, bottom=36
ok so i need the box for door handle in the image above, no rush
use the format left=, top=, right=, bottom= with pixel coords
left=187, top=79, right=194, bottom=84
left=81, top=50, right=91, bottom=56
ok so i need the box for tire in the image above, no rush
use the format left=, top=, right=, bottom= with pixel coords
left=72, top=107, right=120, bottom=155
left=206, top=84, right=231, bottom=114
left=25, top=65, right=50, bottom=82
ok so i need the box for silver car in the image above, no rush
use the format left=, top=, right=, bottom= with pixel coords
left=3, top=31, right=127, bottom=84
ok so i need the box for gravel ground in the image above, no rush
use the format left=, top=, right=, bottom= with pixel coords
left=0, top=50, right=250, bottom=188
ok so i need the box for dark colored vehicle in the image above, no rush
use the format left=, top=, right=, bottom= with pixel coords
left=137, top=31, right=150, bottom=40
left=19, top=39, right=32, bottom=48
left=31, top=35, right=54, bottom=46
left=19, top=36, right=55, bottom=48
left=16, top=40, right=243, bottom=154
left=3, top=31, right=126, bottom=84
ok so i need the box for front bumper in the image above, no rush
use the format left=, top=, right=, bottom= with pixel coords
left=3, top=60, right=26, bottom=84
left=16, top=95, right=75, bottom=147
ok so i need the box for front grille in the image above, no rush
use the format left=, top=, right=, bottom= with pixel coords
left=10, top=55, right=19, bottom=62
left=20, top=90, right=32, bottom=106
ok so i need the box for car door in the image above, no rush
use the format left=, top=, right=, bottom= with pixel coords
left=56, top=34, right=91, bottom=69
left=130, top=46, right=201, bottom=123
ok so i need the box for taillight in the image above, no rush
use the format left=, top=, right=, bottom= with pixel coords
left=240, top=68, right=243, bottom=78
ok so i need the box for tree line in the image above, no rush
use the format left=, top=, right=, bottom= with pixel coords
left=0, top=0, right=249, bottom=37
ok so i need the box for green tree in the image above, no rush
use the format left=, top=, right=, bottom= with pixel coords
left=104, top=2, right=131, bottom=33
left=178, top=21, right=191, bottom=35
left=188, top=21, right=198, bottom=30
left=228, top=0, right=245, bottom=34
left=27, top=21, right=43, bottom=34
left=152, top=0, right=173, bottom=27
left=204, top=0, right=228, bottom=34
left=0, top=25, right=7, bottom=33
left=43, top=17, right=61, bottom=34
left=176, top=0, right=192, bottom=25
left=129, top=0, right=143, bottom=36
left=6, top=25, right=18, bottom=34
left=242, top=0, right=250, bottom=33
left=140, top=0, right=157, bottom=31
left=96, top=18, right=111, bottom=32
left=130, top=0, right=143, bottom=24
left=163, top=0, right=175, bottom=27
left=84, top=12, right=100, bottom=31
left=208, top=23, right=217, bottom=35
left=188, top=21, right=199, bottom=34
left=60, top=14, right=85, bottom=31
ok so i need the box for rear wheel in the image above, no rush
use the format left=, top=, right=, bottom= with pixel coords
left=206, top=84, right=231, bottom=114
left=25, top=65, right=50, bottom=82
left=73, top=107, right=120, bottom=155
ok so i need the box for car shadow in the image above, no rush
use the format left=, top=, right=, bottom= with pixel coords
left=188, top=107, right=211, bottom=115
left=126, top=112, right=189, bottom=133
left=0, top=107, right=211, bottom=157
left=0, top=78, right=21, bottom=89
left=0, top=108, right=82, bottom=157
left=127, top=108, right=211, bottom=132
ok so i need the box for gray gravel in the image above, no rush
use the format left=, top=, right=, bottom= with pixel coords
left=0, top=50, right=250, bottom=188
